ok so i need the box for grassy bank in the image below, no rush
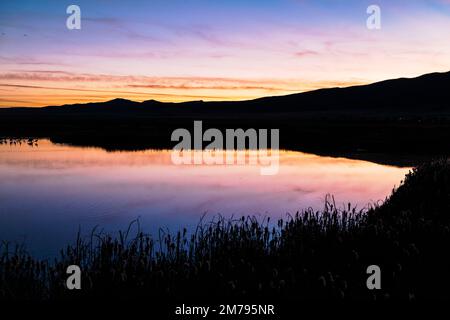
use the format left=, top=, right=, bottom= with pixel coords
left=1, top=159, right=450, bottom=301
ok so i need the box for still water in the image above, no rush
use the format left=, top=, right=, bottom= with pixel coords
left=0, top=140, right=410, bottom=257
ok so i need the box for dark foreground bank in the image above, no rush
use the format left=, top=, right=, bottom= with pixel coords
left=1, top=159, right=450, bottom=305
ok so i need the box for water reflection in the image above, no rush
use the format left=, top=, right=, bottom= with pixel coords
left=0, top=140, right=411, bottom=257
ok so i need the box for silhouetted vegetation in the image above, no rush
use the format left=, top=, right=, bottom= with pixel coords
left=1, top=159, right=450, bottom=302
left=0, top=138, right=38, bottom=147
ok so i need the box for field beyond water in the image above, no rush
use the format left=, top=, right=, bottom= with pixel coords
left=1, top=159, right=450, bottom=303
left=1, top=72, right=450, bottom=168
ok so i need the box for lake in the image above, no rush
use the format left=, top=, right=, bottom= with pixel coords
left=0, top=139, right=411, bottom=257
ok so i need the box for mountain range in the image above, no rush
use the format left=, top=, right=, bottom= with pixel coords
left=1, top=71, right=449, bottom=165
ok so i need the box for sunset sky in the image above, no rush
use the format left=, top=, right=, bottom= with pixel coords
left=0, top=0, right=449, bottom=107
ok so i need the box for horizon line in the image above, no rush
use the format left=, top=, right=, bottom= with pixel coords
left=1, top=70, right=449, bottom=109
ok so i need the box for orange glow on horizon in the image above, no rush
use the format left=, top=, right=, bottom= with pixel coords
left=2, top=1, right=449, bottom=107
left=0, top=75, right=366, bottom=107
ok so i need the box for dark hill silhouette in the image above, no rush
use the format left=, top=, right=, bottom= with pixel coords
left=34, top=70, right=450, bottom=115
left=253, top=71, right=450, bottom=111
left=0, top=71, right=449, bottom=165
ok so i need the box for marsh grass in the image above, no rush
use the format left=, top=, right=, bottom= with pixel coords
left=1, top=159, right=450, bottom=301
left=0, top=138, right=38, bottom=147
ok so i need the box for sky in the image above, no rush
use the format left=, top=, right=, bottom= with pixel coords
left=0, top=0, right=449, bottom=107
